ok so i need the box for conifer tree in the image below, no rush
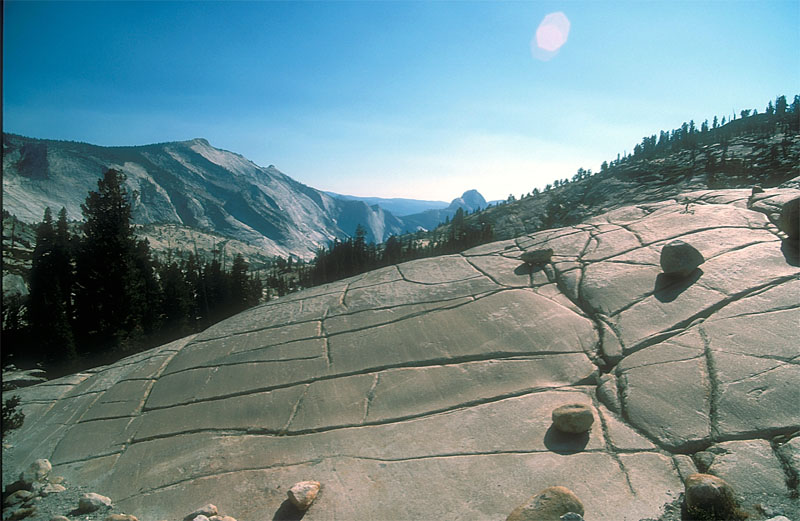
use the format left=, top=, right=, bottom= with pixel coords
left=74, top=169, right=158, bottom=353
left=29, top=207, right=76, bottom=363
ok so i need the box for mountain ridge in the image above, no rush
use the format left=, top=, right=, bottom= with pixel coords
left=2, top=133, right=481, bottom=258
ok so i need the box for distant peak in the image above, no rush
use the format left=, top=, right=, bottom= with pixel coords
left=448, top=189, right=487, bottom=212
left=191, top=138, right=210, bottom=146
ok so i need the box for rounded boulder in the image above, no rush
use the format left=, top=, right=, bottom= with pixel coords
left=660, top=240, right=704, bottom=277
left=77, top=492, right=113, bottom=513
left=506, top=486, right=584, bottom=521
left=521, top=248, right=554, bottom=265
left=779, top=197, right=799, bottom=239
left=288, top=481, right=321, bottom=511
left=551, top=403, right=594, bottom=434
left=684, top=473, right=739, bottom=519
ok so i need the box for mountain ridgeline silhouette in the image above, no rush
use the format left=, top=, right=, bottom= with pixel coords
left=2, top=134, right=488, bottom=259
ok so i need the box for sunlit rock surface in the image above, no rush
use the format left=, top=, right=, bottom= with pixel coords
left=3, top=189, right=798, bottom=520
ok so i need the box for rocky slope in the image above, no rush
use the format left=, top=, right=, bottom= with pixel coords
left=1, top=135, right=399, bottom=258
left=2, top=134, right=489, bottom=261
left=434, top=132, right=800, bottom=245
left=3, top=185, right=798, bottom=520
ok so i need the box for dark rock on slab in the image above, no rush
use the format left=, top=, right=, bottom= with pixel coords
left=506, top=486, right=584, bottom=521
left=684, top=473, right=741, bottom=520
left=779, top=197, right=799, bottom=239
left=551, top=403, right=594, bottom=434
left=521, top=248, right=554, bottom=265
left=660, top=240, right=704, bottom=277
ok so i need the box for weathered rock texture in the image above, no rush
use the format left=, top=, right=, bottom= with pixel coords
left=3, top=188, right=799, bottom=520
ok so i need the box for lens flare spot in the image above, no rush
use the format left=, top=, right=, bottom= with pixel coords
left=531, top=11, right=570, bottom=61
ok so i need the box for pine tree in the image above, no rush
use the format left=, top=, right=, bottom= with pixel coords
left=74, top=169, right=158, bottom=354
left=229, top=254, right=252, bottom=315
left=158, top=260, right=194, bottom=339
left=776, top=95, right=788, bottom=115
left=29, top=208, right=76, bottom=363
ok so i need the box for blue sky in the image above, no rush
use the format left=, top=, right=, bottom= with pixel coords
left=3, top=1, right=798, bottom=202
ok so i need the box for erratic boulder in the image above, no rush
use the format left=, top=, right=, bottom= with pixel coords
left=20, top=459, right=51, bottom=486
left=77, top=492, right=113, bottom=513
left=660, top=240, right=704, bottom=277
left=506, top=486, right=584, bottom=521
left=105, top=515, right=140, bottom=521
left=779, top=197, right=799, bottom=239
left=288, top=481, right=321, bottom=511
left=551, top=403, right=594, bottom=434
left=184, top=505, right=218, bottom=520
left=684, top=473, right=740, bottom=519
left=521, top=248, right=554, bottom=265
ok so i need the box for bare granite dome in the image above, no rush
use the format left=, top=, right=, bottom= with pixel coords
left=3, top=188, right=798, bottom=520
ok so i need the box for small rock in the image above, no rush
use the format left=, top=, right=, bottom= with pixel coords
left=39, top=483, right=66, bottom=496
left=551, top=403, right=594, bottom=434
left=693, top=450, right=715, bottom=472
left=506, top=486, right=584, bottom=521
left=521, top=248, right=554, bottom=265
left=560, top=513, right=584, bottom=521
left=19, top=459, right=51, bottom=485
left=8, top=506, right=37, bottom=520
left=191, top=517, right=209, bottom=521
left=764, top=517, right=791, bottom=521
left=49, top=476, right=65, bottom=484
left=50, top=517, right=71, bottom=521
left=288, top=481, right=321, bottom=511
left=779, top=197, right=799, bottom=239
left=751, top=185, right=764, bottom=195
left=209, top=517, right=237, bottom=521
left=4, top=490, right=34, bottom=507
left=105, top=515, right=139, bottom=521
left=184, top=504, right=218, bottom=520
left=77, top=492, right=113, bottom=513
left=660, top=240, right=704, bottom=277
left=684, top=473, right=739, bottom=519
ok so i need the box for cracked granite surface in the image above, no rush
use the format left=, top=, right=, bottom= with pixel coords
left=3, top=188, right=798, bottom=520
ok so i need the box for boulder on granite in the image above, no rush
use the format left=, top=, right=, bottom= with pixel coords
left=20, top=459, right=51, bottom=486
left=506, top=486, right=584, bottom=521
left=288, top=481, right=321, bottom=510
left=521, top=248, right=554, bottom=265
left=77, top=492, right=113, bottom=513
left=660, top=240, right=704, bottom=277
left=105, top=515, right=139, bottom=521
left=684, top=473, right=740, bottom=519
left=551, top=403, right=594, bottom=434
left=184, top=505, right=218, bottom=520
left=778, top=196, right=799, bottom=239
left=3, top=490, right=34, bottom=507
left=39, top=483, right=66, bottom=496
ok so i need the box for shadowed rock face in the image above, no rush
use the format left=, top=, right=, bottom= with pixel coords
left=3, top=188, right=798, bottom=521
